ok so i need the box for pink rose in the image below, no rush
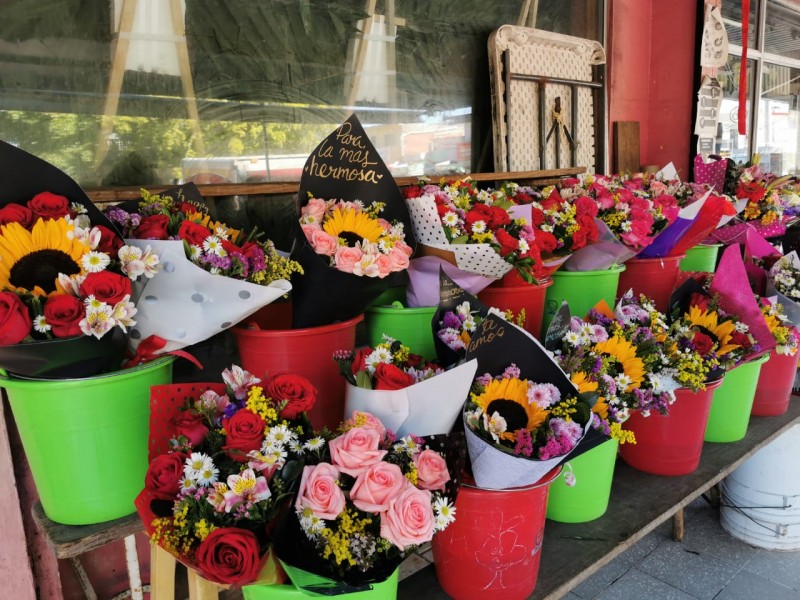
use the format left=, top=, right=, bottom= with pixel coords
left=295, top=462, right=346, bottom=520
left=328, top=426, right=387, bottom=477
left=334, top=246, right=363, bottom=273
left=387, top=246, right=410, bottom=271
left=310, top=228, right=338, bottom=256
left=301, top=223, right=318, bottom=244
left=302, top=198, right=327, bottom=222
left=395, top=240, right=413, bottom=257
left=380, top=486, right=435, bottom=550
left=412, top=450, right=450, bottom=492
left=375, top=253, right=393, bottom=278
left=350, top=462, right=407, bottom=513
left=596, top=193, right=615, bottom=210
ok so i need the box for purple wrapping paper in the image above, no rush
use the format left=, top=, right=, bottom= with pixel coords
left=637, top=218, right=694, bottom=258
left=405, top=255, right=495, bottom=308
left=709, top=244, right=776, bottom=356
left=563, top=218, right=638, bottom=271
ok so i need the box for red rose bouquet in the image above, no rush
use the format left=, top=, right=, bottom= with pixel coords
left=104, top=185, right=301, bottom=355
left=404, top=177, right=540, bottom=283
left=334, top=336, right=478, bottom=437
left=135, top=365, right=320, bottom=587
left=0, top=189, right=159, bottom=376
left=270, top=411, right=456, bottom=589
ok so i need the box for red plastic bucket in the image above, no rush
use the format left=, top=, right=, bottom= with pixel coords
left=619, top=379, right=723, bottom=476
left=431, top=468, right=560, bottom=600
left=477, top=278, right=553, bottom=340
left=616, top=255, right=685, bottom=313
left=232, top=311, right=363, bottom=430
left=752, top=349, right=800, bottom=416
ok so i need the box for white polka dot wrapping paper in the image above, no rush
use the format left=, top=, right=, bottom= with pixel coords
left=125, top=240, right=292, bottom=353
left=405, top=194, right=514, bottom=279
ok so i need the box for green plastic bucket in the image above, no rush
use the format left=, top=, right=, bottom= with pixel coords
left=3, top=357, right=174, bottom=525
left=680, top=244, right=721, bottom=273
left=365, top=303, right=437, bottom=360
left=546, top=437, right=619, bottom=522
left=370, top=287, right=407, bottom=307
left=541, top=264, right=625, bottom=336
left=242, top=567, right=398, bottom=599
left=705, top=353, right=770, bottom=443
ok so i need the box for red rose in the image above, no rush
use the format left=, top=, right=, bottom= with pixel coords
left=0, top=203, right=34, bottom=228
left=144, top=453, right=186, bottom=501
left=223, top=410, right=266, bottom=462
left=513, top=191, right=536, bottom=205
left=133, top=214, right=170, bottom=240
left=94, top=225, right=124, bottom=255
left=194, top=528, right=263, bottom=586
left=577, top=214, right=599, bottom=243
left=27, top=192, right=71, bottom=220
left=350, top=347, right=371, bottom=376
left=221, top=238, right=239, bottom=256
left=575, top=196, right=599, bottom=218
left=404, top=186, right=424, bottom=199
left=464, top=204, right=493, bottom=233
left=730, top=331, right=751, bottom=349
left=79, top=271, right=132, bottom=306
left=0, top=291, right=30, bottom=345
left=374, top=363, right=415, bottom=391
left=265, top=373, right=317, bottom=420
left=436, top=203, right=452, bottom=219
left=692, top=331, right=714, bottom=356
left=177, top=201, right=198, bottom=214
left=486, top=205, right=511, bottom=229
left=534, top=230, right=558, bottom=253
left=689, top=293, right=710, bottom=312
left=529, top=208, right=545, bottom=227
left=43, top=294, right=85, bottom=338
left=178, top=220, right=212, bottom=247
left=171, top=411, right=209, bottom=447
left=494, top=228, right=519, bottom=256
left=540, top=192, right=561, bottom=211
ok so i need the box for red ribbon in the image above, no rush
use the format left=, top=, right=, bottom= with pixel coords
left=738, top=0, right=750, bottom=136
left=122, top=335, right=204, bottom=370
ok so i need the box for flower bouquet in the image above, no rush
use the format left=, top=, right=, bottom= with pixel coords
left=403, top=177, right=539, bottom=288
left=760, top=299, right=799, bottom=357
left=767, top=251, right=800, bottom=326
left=0, top=142, right=159, bottom=377
left=269, top=411, right=456, bottom=592
left=462, top=313, right=592, bottom=489
left=135, top=364, right=321, bottom=587
left=335, top=335, right=478, bottom=437
left=290, top=114, right=416, bottom=327
left=105, top=184, right=300, bottom=357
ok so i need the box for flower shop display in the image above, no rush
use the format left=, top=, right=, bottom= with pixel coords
left=743, top=228, right=783, bottom=295
left=751, top=300, right=800, bottom=416
left=289, top=114, right=416, bottom=328
left=462, top=313, right=593, bottom=490
left=267, top=411, right=456, bottom=596
left=105, top=183, right=298, bottom=356
left=3, top=356, right=174, bottom=524
left=336, top=335, right=478, bottom=437
left=135, top=365, right=321, bottom=587
left=767, top=251, right=800, bottom=326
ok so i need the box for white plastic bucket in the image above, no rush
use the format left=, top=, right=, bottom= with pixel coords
left=720, top=424, right=800, bottom=550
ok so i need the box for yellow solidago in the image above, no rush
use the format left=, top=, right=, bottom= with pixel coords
left=194, top=519, right=216, bottom=542
left=549, top=397, right=578, bottom=421
left=471, top=232, right=494, bottom=244
left=610, top=422, right=636, bottom=445
left=246, top=386, right=278, bottom=422
left=321, top=509, right=372, bottom=567
left=405, top=464, right=419, bottom=486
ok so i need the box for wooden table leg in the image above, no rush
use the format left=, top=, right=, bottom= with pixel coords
left=672, top=508, right=685, bottom=542
left=150, top=545, right=176, bottom=599
left=187, top=568, right=219, bottom=600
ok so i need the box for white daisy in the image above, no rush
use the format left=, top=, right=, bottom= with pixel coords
left=33, top=315, right=50, bottom=334
left=81, top=251, right=111, bottom=273
left=303, top=437, right=326, bottom=452
left=433, top=497, right=456, bottom=530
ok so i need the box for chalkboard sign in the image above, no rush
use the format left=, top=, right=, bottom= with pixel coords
left=544, top=300, right=571, bottom=352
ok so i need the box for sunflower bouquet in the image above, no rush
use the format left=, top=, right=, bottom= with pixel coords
left=760, top=299, right=799, bottom=356
left=270, top=411, right=456, bottom=589
left=404, top=177, right=540, bottom=283
left=335, top=336, right=478, bottom=437
left=135, top=364, right=320, bottom=587
left=104, top=185, right=299, bottom=355
left=0, top=189, right=161, bottom=376
left=767, top=251, right=800, bottom=326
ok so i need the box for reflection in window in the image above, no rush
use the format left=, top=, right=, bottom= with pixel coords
left=757, top=63, right=800, bottom=175
left=713, top=56, right=755, bottom=163
left=722, top=0, right=759, bottom=48
left=0, top=0, right=602, bottom=187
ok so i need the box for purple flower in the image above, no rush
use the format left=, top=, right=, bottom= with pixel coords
left=441, top=311, right=462, bottom=329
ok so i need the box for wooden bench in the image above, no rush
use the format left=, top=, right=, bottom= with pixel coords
left=397, top=397, right=800, bottom=600
left=31, top=504, right=145, bottom=600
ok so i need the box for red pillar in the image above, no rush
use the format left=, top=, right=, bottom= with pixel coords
left=608, top=0, right=699, bottom=177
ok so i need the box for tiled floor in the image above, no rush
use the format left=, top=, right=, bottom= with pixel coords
left=398, top=493, right=800, bottom=599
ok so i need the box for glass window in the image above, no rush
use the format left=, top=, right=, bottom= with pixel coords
left=764, top=0, right=800, bottom=58
left=757, top=62, right=800, bottom=175
left=722, top=0, right=760, bottom=48
left=0, top=0, right=603, bottom=188
left=713, top=56, right=756, bottom=163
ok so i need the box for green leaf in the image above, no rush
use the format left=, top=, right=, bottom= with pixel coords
left=355, top=370, right=373, bottom=389
left=451, top=234, right=469, bottom=244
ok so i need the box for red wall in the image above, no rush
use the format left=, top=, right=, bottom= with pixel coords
left=609, top=0, right=699, bottom=177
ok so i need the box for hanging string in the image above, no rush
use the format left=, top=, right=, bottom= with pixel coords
left=739, top=0, right=750, bottom=136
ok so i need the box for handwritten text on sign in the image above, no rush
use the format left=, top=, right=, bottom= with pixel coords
left=305, top=121, right=383, bottom=184
left=468, top=317, right=506, bottom=353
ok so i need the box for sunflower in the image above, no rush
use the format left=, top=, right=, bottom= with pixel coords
left=473, top=377, right=548, bottom=441
left=686, top=305, right=739, bottom=355
left=323, top=208, right=385, bottom=246
left=570, top=372, right=609, bottom=420
left=593, top=336, right=646, bottom=391
left=0, top=218, right=92, bottom=297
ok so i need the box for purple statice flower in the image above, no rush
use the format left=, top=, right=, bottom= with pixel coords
left=223, top=403, right=238, bottom=419
left=475, top=372, right=493, bottom=387
left=199, top=253, right=232, bottom=270
left=600, top=374, right=617, bottom=395
left=514, top=429, right=534, bottom=457
left=229, top=251, right=249, bottom=278
left=591, top=356, right=604, bottom=375
left=245, top=245, right=267, bottom=272
left=538, top=436, right=563, bottom=461
left=591, top=412, right=611, bottom=436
